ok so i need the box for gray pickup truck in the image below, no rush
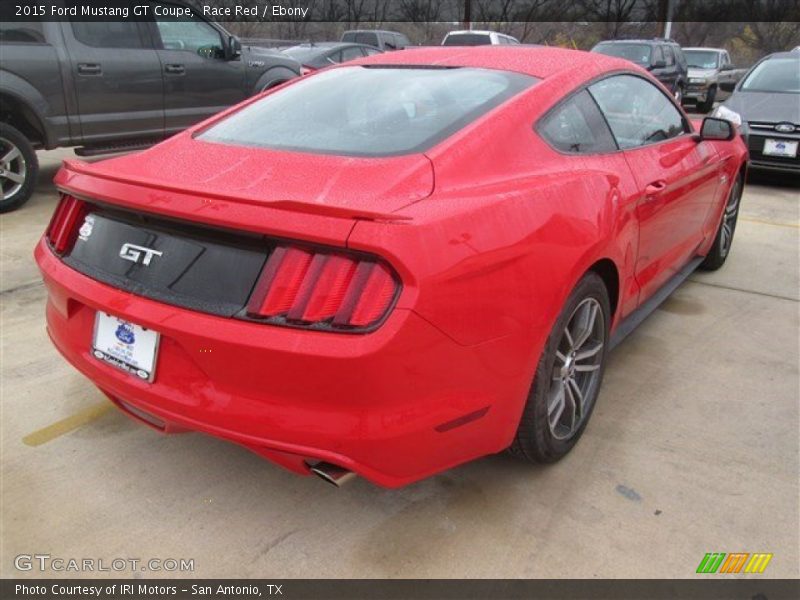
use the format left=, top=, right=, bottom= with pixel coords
left=0, top=2, right=301, bottom=212
left=682, top=47, right=746, bottom=113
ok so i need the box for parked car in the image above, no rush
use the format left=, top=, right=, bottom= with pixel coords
left=442, top=30, right=520, bottom=45
left=713, top=51, right=800, bottom=174
left=283, top=42, right=382, bottom=74
left=591, top=39, right=688, bottom=102
left=36, top=47, right=746, bottom=488
left=0, top=3, right=302, bottom=212
left=341, top=30, right=410, bottom=51
left=682, top=47, right=746, bottom=112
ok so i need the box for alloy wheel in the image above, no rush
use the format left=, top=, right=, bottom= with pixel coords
left=719, top=177, right=742, bottom=257
left=547, top=298, right=605, bottom=440
left=0, top=137, right=26, bottom=201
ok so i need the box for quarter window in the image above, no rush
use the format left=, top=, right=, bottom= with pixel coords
left=664, top=46, right=675, bottom=66
left=538, top=90, right=617, bottom=154
left=589, top=75, right=687, bottom=149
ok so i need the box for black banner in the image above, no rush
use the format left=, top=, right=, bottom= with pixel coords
left=2, top=0, right=799, bottom=22
left=3, top=579, right=800, bottom=600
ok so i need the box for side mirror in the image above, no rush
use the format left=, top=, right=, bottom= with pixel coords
left=700, top=117, right=735, bottom=141
left=650, top=59, right=666, bottom=69
left=224, top=35, right=242, bottom=60
left=719, top=80, right=736, bottom=92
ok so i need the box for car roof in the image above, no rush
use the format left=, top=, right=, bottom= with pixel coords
left=763, top=51, right=800, bottom=60
left=346, top=46, right=635, bottom=80
left=446, top=30, right=497, bottom=36
left=683, top=47, right=726, bottom=53
left=290, top=42, right=369, bottom=49
left=596, top=39, right=674, bottom=46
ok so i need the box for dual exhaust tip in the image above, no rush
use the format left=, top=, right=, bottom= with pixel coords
left=309, top=462, right=357, bottom=487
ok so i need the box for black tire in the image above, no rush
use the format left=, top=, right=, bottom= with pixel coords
left=699, top=86, right=717, bottom=113
left=0, top=123, right=38, bottom=213
left=700, top=173, right=743, bottom=271
left=509, top=272, right=611, bottom=463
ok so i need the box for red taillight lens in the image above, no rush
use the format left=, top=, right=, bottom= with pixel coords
left=46, top=194, right=88, bottom=255
left=247, top=245, right=399, bottom=331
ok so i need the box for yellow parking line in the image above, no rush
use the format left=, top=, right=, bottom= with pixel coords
left=23, top=402, right=113, bottom=447
left=740, top=216, right=800, bottom=229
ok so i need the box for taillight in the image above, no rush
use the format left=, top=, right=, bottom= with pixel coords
left=46, top=194, right=88, bottom=255
left=246, top=245, right=400, bottom=331
left=300, top=65, right=315, bottom=75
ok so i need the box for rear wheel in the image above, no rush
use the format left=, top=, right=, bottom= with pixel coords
left=0, top=123, right=38, bottom=213
left=700, top=174, right=743, bottom=271
left=510, top=272, right=610, bottom=463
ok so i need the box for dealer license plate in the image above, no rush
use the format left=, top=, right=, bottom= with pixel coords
left=763, top=138, right=798, bottom=158
left=92, top=312, right=160, bottom=382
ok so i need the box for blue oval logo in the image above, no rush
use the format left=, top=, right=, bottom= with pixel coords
left=115, top=323, right=135, bottom=345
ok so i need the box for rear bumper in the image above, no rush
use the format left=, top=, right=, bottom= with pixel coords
left=36, top=239, right=528, bottom=487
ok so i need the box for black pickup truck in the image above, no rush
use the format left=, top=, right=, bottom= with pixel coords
left=0, top=2, right=302, bottom=212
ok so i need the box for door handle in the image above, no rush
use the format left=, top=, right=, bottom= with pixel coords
left=77, top=63, right=102, bottom=75
left=164, top=64, right=185, bottom=75
left=644, top=180, right=668, bottom=197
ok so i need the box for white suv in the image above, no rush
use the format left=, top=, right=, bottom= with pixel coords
left=442, top=30, right=520, bottom=46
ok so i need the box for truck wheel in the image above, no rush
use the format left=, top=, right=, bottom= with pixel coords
left=699, top=86, right=717, bottom=114
left=0, top=123, right=38, bottom=213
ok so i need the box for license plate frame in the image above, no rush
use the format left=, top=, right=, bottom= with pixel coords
left=92, top=312, right=160, bottom=382
left=763, top=138, right=798, bottom=158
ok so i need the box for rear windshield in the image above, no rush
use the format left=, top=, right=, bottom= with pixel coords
left=593, top=43, right=652, bottom=66
left=342, top=32, right=378, bottom=47
left=443, top=33, right=493, bottom=46
left=740, top=58, right=800, bottom=93
left=282, top=45, right=323, bottom=63
left=198, top=66, right=536, bottom=157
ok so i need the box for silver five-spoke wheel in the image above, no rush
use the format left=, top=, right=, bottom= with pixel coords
left=719, top=177, right=741, bottom=258
left=547, top=297, right=605, bottom=440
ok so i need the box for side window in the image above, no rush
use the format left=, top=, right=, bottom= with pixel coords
left=723, top=52, right=731, bottom=66
left=0, top=22, right=46, bottom=44
left=538, top=90, right=618, bottom=154
left=340, top=46, right=364, bottom=62
left=363, top=48, right=381, bottom=56
left=664, top=46, right=675, bottom=66
left=71, top=22, right=143, bottom=48
left=653, top=46, right=665, bottom=65
left=152, top=3, right=223, bottom=58
left=589, top=74, right=687, bottom=149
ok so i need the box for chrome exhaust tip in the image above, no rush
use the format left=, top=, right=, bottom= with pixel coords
left=309, top=462, right=356, bottom=487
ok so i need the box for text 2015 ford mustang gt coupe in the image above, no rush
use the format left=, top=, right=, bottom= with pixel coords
left=36, top=47, right=747, bottom=488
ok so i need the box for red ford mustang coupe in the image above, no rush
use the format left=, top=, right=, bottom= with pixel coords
left=36, top=47, right=747, bottom=488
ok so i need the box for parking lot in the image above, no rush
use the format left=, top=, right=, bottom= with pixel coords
left=1, top=147, right=798, bottom=579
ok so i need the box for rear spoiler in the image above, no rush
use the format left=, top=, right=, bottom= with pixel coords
left=60, top=159, right=412, bottom=223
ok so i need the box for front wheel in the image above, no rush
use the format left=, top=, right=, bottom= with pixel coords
left=700, top=174, right=743, bottom=271
left=0, top=123, right=38, bottom=213
left=699, top=86, right=717, bottom=113
left=509, top=272, right=610, bottom=463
